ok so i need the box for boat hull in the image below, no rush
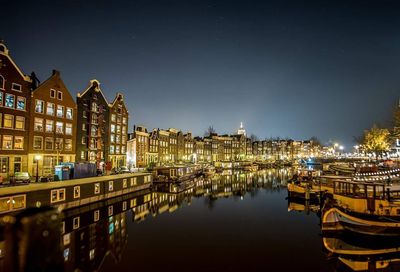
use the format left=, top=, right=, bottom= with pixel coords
left=322, top=208, right=400, bottom=236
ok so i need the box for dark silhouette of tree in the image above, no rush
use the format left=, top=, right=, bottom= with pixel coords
left=204, top=125, right=216, bottom=137
left=309, top=136, right=322, bottom=147
left=250, top=134, right=258, bottom=142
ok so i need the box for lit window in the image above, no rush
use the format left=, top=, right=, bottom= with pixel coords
left=45, top=137, right=53, bottom=150
left=35, top=100, right=44, bottom=113
left=116, top=145, right=120, bottom=154
left=50, top=189, right=65, bottom=203
left=56, top=121, right=64, bottom=134
left=122, top=126, right=126, bottom=135
left=81, top=151, right=85, bottom=159
left=65, top=139, right=72, bottom=151
left=0, top=91, right=3, bottom=106
left=15, top=116, right=24, bottom=130
left=57, top=105, right=64, bottom=118
left=116, top=135, right=120, bottom=144
left=108, top=205, right=113, bottom=216
left=91, top=102, right=98, bottom=112
left=45, top=119, right=53, bottom=132
left=11, top=83, right=21, bottom=92
left=108, top=181, right=113, bottom=191
left=55, top=138, right=63, bottom=151
left=116, top=125, right=121, bottom=134
left=111, top=114, right=116, bottom=122
left=2, top=136, right=12, bottom=149
left=5, top=94, right=14, bottom=108
left=110, top=145, right=115, bottom=154
left=34, top=118, right=43, bottom=131
left=123, top=179, right=127, bottom=188
left=121, top=146, right=126, bottom=154
left=122, top=117, right=127, bottom=124
left=65, top=123, right=72, bottom=135
left=66, top=107, right=73, bottom=119
left=46, top=102, right=55, bottom=115
left=81, top=136, right=86, bottom=144
left=94, top=210, right=100, bottom=222
left=91, top=114, right=98, bottom=124
left=91, top=126, right=97, bottom=137
left=73, top=186, right=80, bottom=198
left=16, top=97, right=25, bottom=110
left=94, top=183, right=100, bottom=194
left=82, top=124, right=86, bottom=131
left=50, top=89, right=56, bottom=98
left=33, top=136, right=43, bottom=150
left=110, top=134, right=115, bottom=143
left=4, top=114, right=14, bottom=128
left=111, top=124, right=115, bottom=133
left=73, top=217, right=79, bottom=229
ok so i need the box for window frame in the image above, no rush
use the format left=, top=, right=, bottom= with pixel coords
left=11, top=83, right=22, bottom=92
left=4, top=93, right=15, bottom=108
left=50, top=89, right=56, bottom=98
left=33, top=136, right=43, bottom=150
left=16, top=96, right=26, bottom=111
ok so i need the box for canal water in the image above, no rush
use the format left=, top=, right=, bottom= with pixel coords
left=99, top=168, right=333, bottom=272
left=4, top=168, right=396, bottom=271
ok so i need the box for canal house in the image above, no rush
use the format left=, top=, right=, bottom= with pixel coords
left=76, top=80, right=109, bottom=171
left=108, top=93, right=129, bottom=169
left=28, top=70, right=77, bottom=177
left=0, top=41, right=33, bottom=180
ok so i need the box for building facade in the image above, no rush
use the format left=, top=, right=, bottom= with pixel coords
left=28, top=70, right=77, bottom=176
left=132, top=125, right=149, bottom=168
left=76, top=80, right=109, bottom=171
left=0, top=42, right=32, bottom=179
left=148, top=129, right=159, bottom=166
left=108, top=93, right=129, bottom=168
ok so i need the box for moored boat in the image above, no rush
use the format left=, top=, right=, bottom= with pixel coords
left=322, top=180, right=400, bottom=236
left=152, top=164, right=202, bottom=183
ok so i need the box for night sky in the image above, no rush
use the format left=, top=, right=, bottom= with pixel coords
left=2, top=0, right=400, bottom=149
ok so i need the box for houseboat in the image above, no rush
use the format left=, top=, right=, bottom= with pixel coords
left=322, top=180, right=400, bottom=236
left=0, top=173, right=152, bottom=215
left=152, top=164, right=202, bottom=183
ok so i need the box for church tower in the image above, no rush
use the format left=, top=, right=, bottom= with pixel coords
left=237, top=122, right=246, bottom=136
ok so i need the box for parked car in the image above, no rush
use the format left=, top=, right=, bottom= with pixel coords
left=11, top=172, right=31, bottom=183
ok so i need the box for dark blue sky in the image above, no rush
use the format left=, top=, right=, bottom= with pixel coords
left=2, top=0, right=400, bottom=148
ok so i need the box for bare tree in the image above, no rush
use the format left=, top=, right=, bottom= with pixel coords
left=204, top=125, right=216, bottom=137
left=309, top=136, right=322, bottom=147
left=250, top=134, right=258, bottom=142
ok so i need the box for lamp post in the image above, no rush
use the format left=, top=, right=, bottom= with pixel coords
left=34, top=155, right=42, bottom=183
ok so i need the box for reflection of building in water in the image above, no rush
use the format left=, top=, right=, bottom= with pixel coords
left=0, top=169, right=295, bottom=272
left=322, top=236, right=400, bottom=272
left=60, top=191, right=152, bottom=272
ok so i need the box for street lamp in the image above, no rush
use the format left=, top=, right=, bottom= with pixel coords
left=34, top=155, right=42, bottom=183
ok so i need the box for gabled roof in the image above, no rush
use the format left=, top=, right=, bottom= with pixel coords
left=109, top=92, right=128, bottom=113
left=0, top=42, right=32, bottom=82
left=32, top=70, right=76, bottom=106
left=77, top=79, right=109, bottom=103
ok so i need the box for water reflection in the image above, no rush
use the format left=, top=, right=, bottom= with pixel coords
left=288, top=198, right=400, bottom=271
left=59, top=169, right=292, bottom=272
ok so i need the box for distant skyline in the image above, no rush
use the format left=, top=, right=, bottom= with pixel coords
left=2, top=0, right=400, bottom=149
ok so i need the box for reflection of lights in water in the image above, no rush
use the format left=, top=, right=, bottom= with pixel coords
left=240, top=196, right=243, bottom=200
